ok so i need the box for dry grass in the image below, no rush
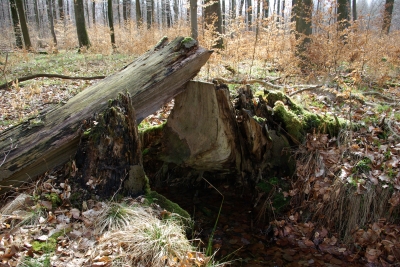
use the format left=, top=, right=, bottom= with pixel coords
left=93, top=204, right=209, bottom=267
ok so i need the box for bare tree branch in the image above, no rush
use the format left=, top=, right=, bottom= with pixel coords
left=0, top=73, right=106, bottom=90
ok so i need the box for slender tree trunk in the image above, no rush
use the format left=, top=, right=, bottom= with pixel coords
left=86, top=0, right=90, bottom=27
left=263, top=0, right=269, bottom=18
left=146, top=0, right=152, bottom=28
left=117, top=0, right=121, bottom=27
left=58, top=0, right=64, bottom=20
left=108, top=0, right=116, bottom=48
left=103, top=1, right=107, bottom=26
left=166, top=0, right=171, bottom=27
left=190, top=0, right=198, bottom=39
left=52, top=0, right=57, bottom=21
left=16, top=0, right=32, bottom=49
left=9, top=0, right=23, bottom=49
left=33, top=0, right=41, bottom=33
left=239, top=0, right=244, bottom=16
left=173, top=0, right=178, bottom=23
left=246, top=0, right=252, bottom=28
left=136, top=0, right=142, bottom=26
left=92, top=0, right=96, bottom=25
left=382, top=0, right=394, bottom=34
left=352, top=0, right=356, bottom=20
left=231, top=0, right=236, bottom=18
left=221, top=0, right=225, bottom=32
left=47, top=0, right=58, bottom=46
left=123, top=0, right=128, bottom=22
left=276, top=0, right=280, bottom=17
left=74, top=0, right=91, bottom=48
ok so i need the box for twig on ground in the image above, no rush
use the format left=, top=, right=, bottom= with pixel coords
left=363, top=91, right=399, bottom=102
left=0, top=138, right=17, bottom=167
left=0, top=73, right=106, bottom=90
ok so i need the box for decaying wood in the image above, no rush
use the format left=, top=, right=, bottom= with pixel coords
left=0, top=73, right=107, bottom=90
left=0, top=37, right=212, bottom=192
left=146, top=81, right=292, bottom=182
left=73, top=93, right=146, bottom=199
left=161, top=81, right=241, bottom=171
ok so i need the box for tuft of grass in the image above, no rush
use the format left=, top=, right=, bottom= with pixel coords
left=19, top=255, right=51, bottom=267
left=94, top=202, right=143, bottom=234
left=96, top=206, right=198, bottom=267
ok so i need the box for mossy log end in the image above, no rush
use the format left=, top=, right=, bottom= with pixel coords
left=0, top=37, right=212, bottom=192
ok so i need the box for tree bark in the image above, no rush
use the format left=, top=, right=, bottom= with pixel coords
left=135, top=0, right=142, bottom=26
left=190, top=0, right=198, bottom=40
left=74, top=0, right=90, bottom=48
left=92, top=0, right=96, bottom=25
left=204, top=0, right=223, bottom=48
left=9, top=0, right=23, bottom=49
left=382, top=0, right=394, bottom=34
left=146, top=0, right=152, bottom=29
left=58, top=0, right=64, bottom=21
left=0, top=37, right=212, bottom=193
left=108, top=0, right=116, bottom=48
left=337, top=0, right=350, bottom=30
left=73, top=93, right=146, bottom=198
left=46, top=0, right=58, bottom=46
left=16, top=0, right=32, bottom=49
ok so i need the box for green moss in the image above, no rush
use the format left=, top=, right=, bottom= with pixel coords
left=146, top=191, right=190, bottom=221
left=180, top=37, right=197, bottom=49
left=32, top=229, right=70, bottom=254
left=44, top=193, right=61, bottom=209
left=354, top=158, right=372, bottom=173
left=273, top=101, right=305, bottom=143
left=253, top=115, right=266, bottom=124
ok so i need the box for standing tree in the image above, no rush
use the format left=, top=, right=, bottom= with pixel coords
left=74, top=0, right=91, bottom=48
left=204, top=0, right=223, bottom=48
left=9, top=0, right=23, bottom=49
left=146, top=0, right=152, bottom=29
left=108, top=0, right=116, bottom=48
left=337, top=0, right=350, bottom=30
left=190, top=0, right=198, bottom=39
left=231, top=0, right=236, bottom=19
left=263, top=0, right=269, bottom=18
left=15, top=0, right=32, bottom=49
left=92, top=0, right=96, bottom=25
left=33, top=0, right=41, bottom=34
left=47, top=0, right=58, bottom=46
left=58, top=0, right=65, bottom=20
left=246, top=0, right=252, bottom=28
left=292, top=0, right=312, bottom=61
left=123, top=0, right=129, bottom=22
left=352, top=0, right=357, bottom=20
left=136, top=0, right=142, bottom=26
left=382, top=0, right=394, bottom=34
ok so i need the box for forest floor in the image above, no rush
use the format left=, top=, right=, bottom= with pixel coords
left=1, top=49, right=400, bottom=267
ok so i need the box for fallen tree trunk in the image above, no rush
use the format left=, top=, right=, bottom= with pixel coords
left=0, top=37, right=212, bottom=192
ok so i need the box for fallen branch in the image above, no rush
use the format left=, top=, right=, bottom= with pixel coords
left=363, top=91, right=399, bottom=103
left=213, top=77, right=322, bottom=93
left=0, top=73, right=106, bottom=90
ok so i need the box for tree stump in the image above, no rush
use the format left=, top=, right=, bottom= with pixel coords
left=74, top=93, right=147, bottom=199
